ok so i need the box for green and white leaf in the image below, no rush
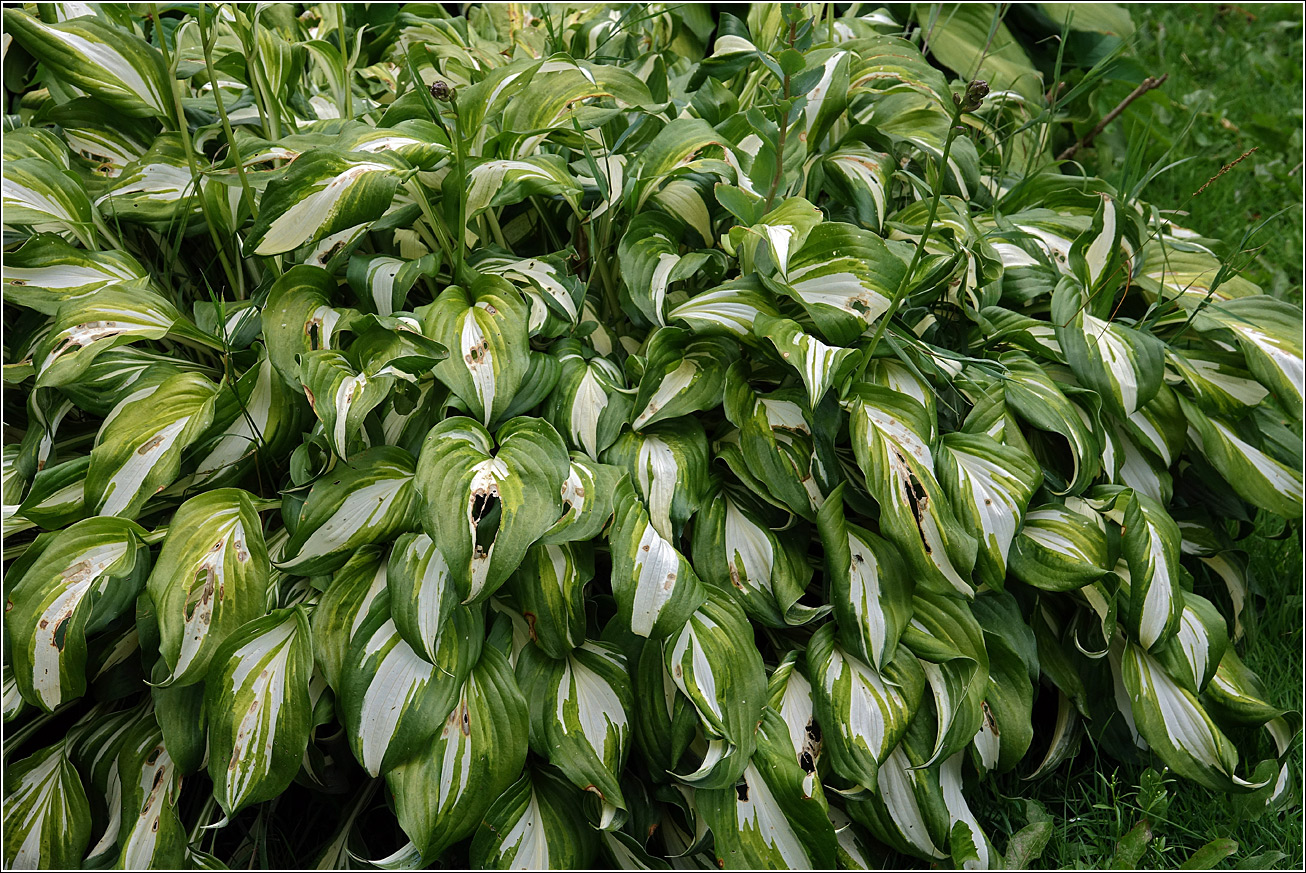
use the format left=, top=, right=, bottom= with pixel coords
left=1121, top=640, right=1272, bottom=793
left=2, top=740, right=91, bottom=869
left=848, top=385, right=978, bottom=597
left=604, top=421, right=710, bottom=543
left=518, top=640, right=633, bottom=828
left=818, top=484, right=913, bottom=668
left=807, top=624, right=925, bottom=789
left=340, top=604, right=481, bottom=777
left=84, top=371, right=218, bottom=518
left=544, top=343, right=633, bottom=460
left=245, top=149, right=411, bottom=256
left=608, top=477, right=707, bottom=639
left=6, top=516, right=148, bottom=710
left=388, top=644, right=529, bottom=862
left=414, top=416, right=569, bottom=603
left=698, top=707, right=838, bottom=869
left=278, top=446, right=420, bottom=575
left=755, top=313, right=862, bottom=408
left=664, top=594, right=768, bottom=766
left=147, top=488, right=270, bottom=686
left=205, top=607, right=314, bottom=819
left=1007, top=503, right=1111, bottom=592
left=2, top=10, right=172, bottom=119
left=468, top=767, right=598, bottom=870
left=423, top=276, right=532, bottom=427
left=936, top=432, right=1042, bottom=589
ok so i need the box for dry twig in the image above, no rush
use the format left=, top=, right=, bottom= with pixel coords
left=1057, top=73, right=1169, bottom=161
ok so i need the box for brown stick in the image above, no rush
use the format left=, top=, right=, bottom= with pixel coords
left=1057, top=73, right=1169, bottom=161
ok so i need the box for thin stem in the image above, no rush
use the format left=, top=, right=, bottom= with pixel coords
left=405, top=178, right=456, bottom=266
left=198, top=8, right=260, bottom=223
left=151, top=4, right=243, bottom=298
left=864, top=122, right=964, bottom=360
left=1058, top=74, right=1169, bottom=162
left=335, top=5, right=353, bottom=119
left=764, top=16, right=800, bottom=212
left=448, top=92, right=468, bottom=281
left=188, top=794, right=219, bottom=843
left=246, top=8, right=284, bottom=140
left=485, top=207, right=509, bottom=250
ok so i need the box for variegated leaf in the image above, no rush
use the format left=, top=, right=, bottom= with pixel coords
left=774, top=223, right=906, bottom=346
left=147, top=488, right=270, bottom=686
left=189, top=349, right=306, bottom=488
left=997, top=352, right=1103, bottom=494
left=1053, top=277, right=1165, bottom=417
left=414, top=416, right=569, bottom=603
left=388, top=644, right=528, bottom=862
left=1121, top=640, right=1272, bottom=793
left=347, top=252, right=440, bottom=317
left=618, top=212, right=713, bottom=327
left=1087, top=486, right=1184, bottom=651
left=698, top=707, right=838, bottom=869
left=84, top=371, right=218, bottom=518
left=1008, top=503, right=1111, bottom=592
left=1151, top=591, right=1228, bottom=696
left=206, top=607, right=314, bottom=818
left=2, top=157, right=93, bottom=238
left=604, top=420, right=710, bottom=543
left=544, top=342, right=632, bottom=460
left=245, top=149, right=412, bottom=256
left=2, top=740, right=91, bottom=869
left=464, top=156, right=583, bottom=218
left=608, top=477, right=707, bottom=639
left=278, top=446, right=420, bottom=575
left=668, top=278, right=780, bottom=340
left=94, top=134, right=204, bottom=228
left=300, top=348, right=394, bottom=461
left=423, top=275, right=532, bottom=427
left=847, top=384, right=978, bottom=597
left=808, top=624, right=925, bottom=789
left=518, top=640, right=633, bottom=828
left=5, top=516, right=148, bottom=710
left=2, top=233, right=147, bottom=316
left=1179, top=395, right=1303, bottom=518
left=30, top=282, right=187, bottom=389
left=902, top=590, right=989, bottom=768
left=694, top=484, right=821, bottom=628
left=630, top=328, right=739, bottom=431
left=664, top=595, right=769, bottom=777
left=817, top=483, right=912, bottom=668
left=501, top=542, right=591, bottom=660
left=468, top=766, right=599, bottom=870
left=310, top=546, right=389, bottom=691
left=821, top=145, right=894, bottom=231
left=936, top=432, right=1042, bottom=590
left=755, top=313, right=862, bottom=409
left=387, top=532, right=456, bottom=664
left=843, top=708, right=949, bottom=862
left=1191, top=296, right=1303, bottom=419
left=340, top=603, right=482, bottom=777
left=113, top=715, right=187, bottom=870
left=2, top=10, right=172, bottom=119
left=723, top=369, right=834, bottom=520
left=538, top=454, right=623, bottom=546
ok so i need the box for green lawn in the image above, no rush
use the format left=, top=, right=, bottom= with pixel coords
left=976, top=5, right=1304, bottom=869
left=1086, top=3, right=1304, bottom=303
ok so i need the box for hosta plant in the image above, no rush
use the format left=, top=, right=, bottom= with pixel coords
left=2, top=2, right=1302, bottom=870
